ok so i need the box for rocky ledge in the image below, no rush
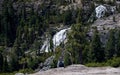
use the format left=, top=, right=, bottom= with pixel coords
left=29, top=65, right=120, bottom=75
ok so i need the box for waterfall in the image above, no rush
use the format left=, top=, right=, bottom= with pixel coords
left=95, top=5, right=107, bottom=18
left=40, top=27, right=70, bottom=53
left=40, top=38, right=50, bottom=53
left=52, top=27, right=71, bottom=48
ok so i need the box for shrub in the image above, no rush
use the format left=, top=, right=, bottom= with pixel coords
left=86, top=57, right=120, bottom=67
left=85, top=62, right=106, bottom=67
left=106, top=57, right=120, bottom=67
left=64, top=52, right=72, bottom=67
left=18, top=68, right=34, bottom=74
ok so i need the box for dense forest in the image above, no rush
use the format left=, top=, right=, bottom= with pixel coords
left=0, top=0, right=120, bottom=74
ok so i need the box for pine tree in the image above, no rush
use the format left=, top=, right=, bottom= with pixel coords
left=7, top=0, right=16, bottom=43
left=28, top=7, right=36, bottom=27
left=63, top=9, right=72, bottom=25
left=89, top=28, right=105, bottom=62
left=3, top=56, right=9, bottom=72
left=1, top=0, right=16, bottom=46
left=116, top=29, right=120, bottom=57
left=64, top=51, right=72, bottom=66
left=105, top=29, right=116, bottom=60
left=0, top=51, right=3, bottom=72
left=0, top=15, right=2, bottom=34
left=9, top=53, right=19, bottom=71
left=76, top=9, right=82, bottom=23
left=13, top=38, right=22, bottom=56
left=67, top=23, right=85, bottom=64
left=2, top=0, right=9, bottom=46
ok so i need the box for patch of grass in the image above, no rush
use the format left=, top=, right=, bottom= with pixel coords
left=85, top=62, right=107, bottom=67
left=106, top=57, right=120, bottom=67
left=18, top=68, right=34, bottom=74
left=0, top=72, right=15, bottom=75
left=0, top=68, right=34, bottom=75
left=85, top=57, right=120, bottom=67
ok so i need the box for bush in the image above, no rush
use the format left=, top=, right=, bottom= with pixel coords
left=64, top=52, right=72, bottom=67
left=18, top=68, right=34, bottom=74
left=0, top=73, right=14, bottom=75
left=51, top=58, right=57, bottom=68
left=106, top=57, right=120, bottom=67
left=86, top=57, right=120, bottom=67
left=85, top=62, right=107, bottom=67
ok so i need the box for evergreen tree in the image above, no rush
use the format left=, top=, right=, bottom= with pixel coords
left=2, top=0, right=9, bottom=46
left=67, top=23, right=85, bottom=64
left=89, top=28, right=105, bottom=62
left=1, top=0, right=16, bottom=46
left=76, top=9, right=82, bottom=23
left=64, top=51, right=72, bottom=66
left=116, top=29, right=120, bottom=57
left=21, top=1, right=26, bottom=20
left=105, top=29, right=116, bottom=60
left=3, top=56, right=9, bottom=72
left=7, top=0, right=16, bottom=43
left=0, top=15, right=2, bottom=34
left=9, top=53, right=19, bottom=71
left=63, top=9, right=72, bottom=25
left=28, top=7, right=36, bottom=27
left=0, top=50, right=3, bottom=72
left=13, top=38, right=22, bottom=56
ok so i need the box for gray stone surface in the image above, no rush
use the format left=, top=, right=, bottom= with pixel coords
left=30, top=65, right=120, bottom=75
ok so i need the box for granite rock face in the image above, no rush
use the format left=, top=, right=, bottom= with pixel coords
left=30, top=65, right=120, bottom=75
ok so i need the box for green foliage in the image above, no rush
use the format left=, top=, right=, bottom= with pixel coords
left=105, top=29, right=116, bottom=60
left=51, top=46, right=62, bottom=68
left=86, top=57, right=120, bottom=67
left=18, top=68, right=34, bottom=74
left=67, top=23, right=86, bottom=64
left=0, top=73, right=15, bottom=75
left=85, top=62, right=107, bottom=67
left=9, top=53, right=19, bottom=71
left=82, top=45, right=90, bottom=63
left=64, top=51, right=72, bottom=67
left=96, top=0, right=105, bottom=4
left=3, top=57, right=9, bottom=72
left=89, top=29, right=105, bottom=62
left=0, top=48, right=4, bottom=72
left=76, top=9, right=82, bottom=24
left=106, top=0, right=116, bottom=5
left=106, top=57, right=120, bottom=67
left=51, top=58, right=57, bottom=68
left=0, top=0, right=16, bottom=46
left=27, top=57, right=39, bottom=69
left=63, top=9, right=73, bottom=25
left=115, top=29, right=120, bottom=57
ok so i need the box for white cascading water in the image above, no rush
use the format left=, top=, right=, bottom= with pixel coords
left=40, top=27, right=70, bottom=52
left=40, top=38, right=50, bottom=53
left=95, top=5, right=107, bottom=18
left=52, top=28, right=70, bottom=48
